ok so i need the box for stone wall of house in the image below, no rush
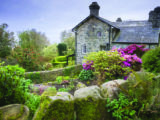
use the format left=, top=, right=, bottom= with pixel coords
left=76, top=18, right=110, bottom=64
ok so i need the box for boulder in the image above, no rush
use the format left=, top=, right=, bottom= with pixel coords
left=0, top=104, right=29, bottom=120
left=41, top=87, right=57, bottom=99
left=33, top=92, right=74, bottom=120
left=101, top=79, right=127, bottom=100
left=74, top=86, right=107, bottom=120
left=76, top=82, right=86, bottom=90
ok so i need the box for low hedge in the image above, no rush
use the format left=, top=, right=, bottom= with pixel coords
left=52, top=56, right=67, bottom=67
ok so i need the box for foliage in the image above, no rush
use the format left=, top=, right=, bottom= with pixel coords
left=117, top=72, right=160, bottom=118
left=142, top=47, right=160, bottom=73
left=58, top=88, right=69, bottom=92
left=52, top=56, right=67, bottom=68
left=12, top=47, right=44, bottom=71
left=42, top=63, right=53, bottom=70
left=62, top=65, right=83, bottom=77
left=25, top=93, right=40, bottom=119
left=0, top=63, right=31, bottom=106
left=61, top=30, right=75, bottom=54
left=13, top=29, right=50, bottom=71
left=18, top=29, right=49, bottom=52
left=106, top=93, right=137, bottom=120
left=84, top=50, right=131, bottom=84
left=56, top=76, right=63, bottom=84
left=25, top=72, right=42, bottom=84
left=42, top=43, right=58, bottom=61
left=63, top=36, right=75, bottom=54
left=79, top=70, right=93, bottom=81
left=56, top=56, right=67, bottom=62
left=57, top=43, right=67, bottom=56
left=0, top=23, right=15, bottom=58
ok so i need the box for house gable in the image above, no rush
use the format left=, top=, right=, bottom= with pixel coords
left=72, top=15, right=119, bottom=32
left=75, top=17, right=111, bottom=64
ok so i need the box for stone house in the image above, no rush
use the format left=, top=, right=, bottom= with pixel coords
left=72, top=2, right=160, bottom=64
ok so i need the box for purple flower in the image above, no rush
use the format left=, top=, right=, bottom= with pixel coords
left=82, top=61, right=94, bottom=70
left=123, top=61, right=131, bottom=67
left=124, top=76, right=128, bottom=80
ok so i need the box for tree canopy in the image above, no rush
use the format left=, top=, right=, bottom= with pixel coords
left=0, top=23, right=15, bottom=58
left=60, top=30, right=75, bottom=54
left=18, top=29, right=49, bottom=52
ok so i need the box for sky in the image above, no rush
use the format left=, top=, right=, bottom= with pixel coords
left=0, top=0, right=160, bottom=44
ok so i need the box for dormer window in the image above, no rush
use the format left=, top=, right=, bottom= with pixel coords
left=97, top=31, right=102, bottom=37
left=82, top=44, right=86, bottom=53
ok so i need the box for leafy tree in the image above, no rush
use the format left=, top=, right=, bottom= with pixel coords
left=18, top=29, right=49, bottom=52
left=61, top=30, right=75, bottom=54
left=14, top=29, right=49, bottom=71
left=42, top=43, right=58, bottom=60
left=0, top=23, right=14, bottom=58
left=63, top=36, right=75, bottom=53
left=57, top=43, right=67, bottom=56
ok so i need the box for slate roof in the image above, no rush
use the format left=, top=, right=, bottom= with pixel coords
left=72, top=15, right=119, bottom=31
left=112, top=20, right=160, bottom=44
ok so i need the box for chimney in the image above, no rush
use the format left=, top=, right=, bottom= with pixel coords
left=148, top=7, right=160, bottom=28
left=89, top=2, right=100, bottom=16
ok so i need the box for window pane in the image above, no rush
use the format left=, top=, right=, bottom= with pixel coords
left=97, top=31, right=101, bottom=37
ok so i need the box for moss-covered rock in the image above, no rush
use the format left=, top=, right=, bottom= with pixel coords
left=33, top=92, right=74, bottom=120
left=101, top=79, right=127, bottom=100
left=0, top=104, right=29, bottom=120
left=76, top=82, right=86, bottom=90
left=41, top=87, right=57, bottom=99
left=74, top=86, right=107, bottom=120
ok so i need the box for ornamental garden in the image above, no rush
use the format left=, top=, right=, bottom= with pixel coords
left=1, top=40, right=160, bottom=120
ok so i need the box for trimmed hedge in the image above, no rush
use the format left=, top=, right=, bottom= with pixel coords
left=52, top=56, right=67, bottom=67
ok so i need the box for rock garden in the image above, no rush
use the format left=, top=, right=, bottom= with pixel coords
left=1, top=44, right=160, bottom=120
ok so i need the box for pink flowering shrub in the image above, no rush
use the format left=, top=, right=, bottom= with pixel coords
left=123, top=54, right=142, bottom=71
left=83, top=51, right=131, bottom=83
left=115, top=44, right=149, bottom=71
left=119, top=44, right=149, bottom=57
left=81, top=44, right=147, bottom=82
left=82, top=61, right=94, bottom=70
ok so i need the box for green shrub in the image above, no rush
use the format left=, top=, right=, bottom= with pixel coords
left=142, top=47, right=160, bottom=73
left=63, top=65, right=83, bottom=77
left=84, top=50, right=131, bottom=84
left=0, top=63, right=41, bottom=119
left=0, top=63, right=31, bottom=106
left=56, top=76, right=63, bottom=84
left=52, top=62, right=67, bottom=67
left=117, top=72, right=160, bottom=119
left=25, top=72, right=42, bottom=84
left=57, top=43, right=67, bottom=56
left=12, top=47, right=43, bottom=71
left=106, top=93, right=137, bottom=120
left=52, top=56, right=67, bottom=67
left=58, top=88, right=69, bottom=92
left=56, top=56, right=67, bottom=62
left=25, top=93, right=40, bottom=119
left=78, top=70, right=93, bottom=81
